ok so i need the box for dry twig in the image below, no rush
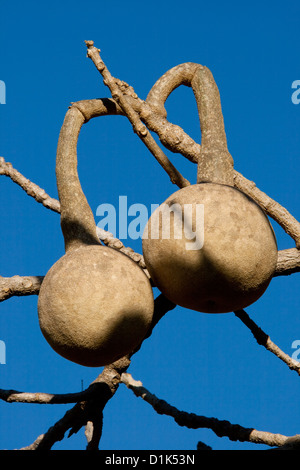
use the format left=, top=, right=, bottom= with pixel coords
left=234, top=309, right=300, bottom=375
left=20, top=357, right=131, bottom=450
left=121, top=373, right=300, bottom=448
left=85, top=40, right=190, bottom=189
left=0, top=157, right=60, bottom=213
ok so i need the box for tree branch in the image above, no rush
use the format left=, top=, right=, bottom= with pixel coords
left=234, top=309, right=300, bottom=375
left=0, top=275, right=43, bottom=302
left=1, top=247, right=298, bottom=304
left=8, top=293, right=174, bottom=450
left=75, top=97, right=200, bottom=164
left=0, top=384, right=102, bottom=405
left=1, top=293, right=174, bottom=405
left=85, top=40, right=190, bottom=189
left=96, top=227, right=150, bottom=278
left=2, top=101, right=299, bottom=251
left=273, top=248, right=300, bottom=276
left=0, top=157, right=60, bottom=213
left=121, top=373, right=298, bottom=448
left=20, top=357, right=131, bottom=450
left=77, top=98, right=300, bottom=250
left=234, top=172, right=300, bottom=248
left=85, top=414, right=103, bottom=450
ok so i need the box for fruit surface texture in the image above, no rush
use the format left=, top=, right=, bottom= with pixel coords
left=38, top=245, right=154, bottom=366
left=142, top=183, right=278, bottom=313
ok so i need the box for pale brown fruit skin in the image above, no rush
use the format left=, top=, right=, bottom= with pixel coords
left=142, top=183, right=278, bottom=313
left=38, top=245, right=154, bottom=367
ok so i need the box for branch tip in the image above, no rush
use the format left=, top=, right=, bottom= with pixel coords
left=85, top=40, right=95, bottom=48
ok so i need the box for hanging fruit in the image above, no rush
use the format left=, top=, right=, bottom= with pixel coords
left=38, top=107, right=154, bottom=367
left=142, top=65, right=278, bottom=313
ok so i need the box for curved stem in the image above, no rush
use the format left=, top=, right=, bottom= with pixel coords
left=56, top=106, right=100, bottom=252
left=147, top=62, right=234, bottom=185
left=146, top=62, right=200, bottom=115
left=191, top=67, right=234, bottom=185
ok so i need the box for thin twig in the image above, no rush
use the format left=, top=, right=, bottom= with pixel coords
left=234, top=309, right=300, bottom=375
left=85, top=41, right=190, bottom=189
left=96, top=227, right=150, bottom=278
left=0, top=157, right=60, bottom=213
left=121, top=373, right=298, bottom=448
left=20, top=357, right=131, bottom=450
left=0, top=385, right=98, bottom=404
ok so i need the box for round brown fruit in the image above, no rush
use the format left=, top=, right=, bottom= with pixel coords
left=38, top=245, right=154, bottom=366
left=142, top=183, right=277, bottom=313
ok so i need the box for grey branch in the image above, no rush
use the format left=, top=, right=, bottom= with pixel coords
left=1, top=294, right=174, bottom=407
left=234, top=309, right=300, bottom=375
left=74, top=97, right=200, bottom=164
left=234, top=171, right=300, bottom=248
left=1, top=155, right=299, bottom=306
left=0, top=157, right=60, bottom=213
left=17, top=293, right=173, bottom=450
left=0, top=275, right=44, bottom=302
left=1, top=248, right=298, bottom=303
left=85, top=40, right=190, bottom=189
left=0, top=384, right=102, bottom=405
left=121, top=373, right=299, bottom=448
left=96, top=227, right=150, bottom=278
left=75, top=96, right=300, bottom=250
left=2, top=100, right=300, bottom=249
left=20, top=357, right=131, bottom=450
left=273, top=248, right=300, bottom=276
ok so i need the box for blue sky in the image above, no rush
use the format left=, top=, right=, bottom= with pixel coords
left=1, top=0, right=300, bottom=450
